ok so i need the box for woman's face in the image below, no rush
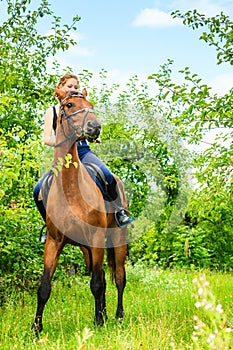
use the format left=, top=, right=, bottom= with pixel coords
left=60, top=78, right=79, bottom=93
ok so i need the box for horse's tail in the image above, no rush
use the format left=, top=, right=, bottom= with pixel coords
left=106, top=233, right=128, bottom=283
left=106, top=246, right=116, bottom=282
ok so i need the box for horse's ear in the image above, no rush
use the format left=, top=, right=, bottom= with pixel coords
left=54, top=88, right=66, bottom=101
left=82, top=88, right=87, bottom=97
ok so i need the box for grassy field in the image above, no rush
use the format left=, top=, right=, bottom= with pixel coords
left=0, top=264, right=233, bottom=349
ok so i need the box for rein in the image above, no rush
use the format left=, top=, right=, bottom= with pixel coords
left=55, top=94, right=94, bottom=148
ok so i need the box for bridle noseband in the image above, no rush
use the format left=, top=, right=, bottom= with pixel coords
left=55, top=93, right=94, bottom=148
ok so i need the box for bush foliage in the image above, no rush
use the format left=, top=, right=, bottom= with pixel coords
left=1, top=1, right=233, bottom=296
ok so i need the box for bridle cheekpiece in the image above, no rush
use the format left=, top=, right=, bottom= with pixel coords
left=55, top=92, right=94, bottom=148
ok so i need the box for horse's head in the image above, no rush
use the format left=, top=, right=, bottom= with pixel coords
left=55, top=88, right=101, bottom=143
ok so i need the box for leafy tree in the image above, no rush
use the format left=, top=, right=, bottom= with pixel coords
left=172, top=10, right=233, bottom=65
left=134, top=10, right=233, bottom=269
left=42, top=10, right=233, bottom=271
left=2, top=1, right=233, bottom=289
left=0, top=0, right=80, bottom=139
left=0, top=0, right=84, bottom=295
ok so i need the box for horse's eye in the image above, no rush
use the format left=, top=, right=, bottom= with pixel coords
left=66, top=102, right=73, bottom=108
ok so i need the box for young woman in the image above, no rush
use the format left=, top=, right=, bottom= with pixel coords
left=33, top=73, right=133, bottom=242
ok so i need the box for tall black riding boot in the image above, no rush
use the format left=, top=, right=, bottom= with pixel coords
left=34, top=199, right=47, bottom=244
left=106, top=178, right=134, bottom=228
left=33, top=177, right=49, bottom=244
left=35, top=200, right=46, bottom=223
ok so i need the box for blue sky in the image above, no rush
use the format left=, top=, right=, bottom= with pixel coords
left=44, top=0, right=233, bottom=95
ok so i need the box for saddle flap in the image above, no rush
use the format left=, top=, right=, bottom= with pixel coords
left=83, top=162, right=108, bottom=196
left=40, top=171, right=54, bottom=207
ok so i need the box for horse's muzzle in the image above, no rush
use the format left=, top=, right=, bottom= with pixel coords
left=85, top=120, right=101, bottom=140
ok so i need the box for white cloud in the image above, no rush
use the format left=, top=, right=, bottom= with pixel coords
left=45, top=30, right=95, bottom=57
left=132, top=8, right=182, bottom=28
left=131, top=1, right=233, bottom=29
left=210, top=73, right=233, bottom=95
left=170, top=0, right=233, bottom=16
left=64, top=31, right=96, bottom=57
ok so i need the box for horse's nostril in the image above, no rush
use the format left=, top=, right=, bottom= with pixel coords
left=86, top=121, right=101, bottom=139
left=95, top=127, right=101, bottom=136
left=87, top=121, right=101, bottom=132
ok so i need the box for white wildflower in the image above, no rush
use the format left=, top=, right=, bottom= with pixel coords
left=201, top=298, right=207, bottom=306
left=216, top=304, right=223, bottom=314
left=207, top=333, right=215, bottom=341
left=204, top=303, right=213, bottom=310
left=195, top=301, right=201, bottom=308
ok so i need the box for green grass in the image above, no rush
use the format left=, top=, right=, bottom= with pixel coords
left=0, top=264, right=233, bottom=349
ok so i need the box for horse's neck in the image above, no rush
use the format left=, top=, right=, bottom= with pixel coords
left=54, top=124, right=78, bottom=164
left=53, top=126, right=84, bottom=194
left=54, top=142, right=80, bottom=174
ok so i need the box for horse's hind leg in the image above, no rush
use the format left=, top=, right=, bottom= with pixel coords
left=107, top=227, right=127, bottom=321
left=114, top=244, right=127, bottom=320
left=80, top=246, right=91, bottom=272
left=32, top=236, right=64, bottom=334
left=90, top=247, right=106, bottom=326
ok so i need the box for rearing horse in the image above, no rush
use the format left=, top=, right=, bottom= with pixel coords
left=32, top=88, right=128, bottom=333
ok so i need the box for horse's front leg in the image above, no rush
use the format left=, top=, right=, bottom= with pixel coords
left=32, top=235, right=64, bottom=334
left=100, top=270, right=107, bottom=319
left=90, top=248, right=106, bottom=326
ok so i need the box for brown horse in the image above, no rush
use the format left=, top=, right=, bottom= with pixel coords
left=32, top=89, right=128, bottom=333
